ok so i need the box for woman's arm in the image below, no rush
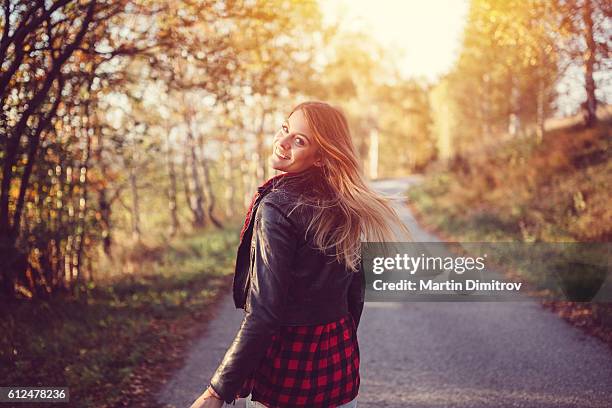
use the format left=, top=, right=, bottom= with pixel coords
left=208, top=200, right=297, bottom=404
left=188, top=386, right=223, bottom=408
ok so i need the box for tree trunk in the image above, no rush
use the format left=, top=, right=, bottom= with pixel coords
left=73, top=92, right=95, bottom=289
left=201, top=157, right=223, bottom=229
left=129, top=165, right=142, bottom=242
left=256, top=109, right=268, bottom=181
left=240, top=144, right=253, bottom=209
left=223, top=148, right=235, bottom=218
left=98, top=188, right=112, bottom=256
left=582, top=0, right=597, bottom=127
left=181, top=149, right=194, bottom=220
left=96, top=127, right=113, bottom=257
left=536, top=71, right=546, bottom=143
left=166, top=134, right=180, bottom=237
left=186, top=127, right=206, bottom=228
left=197, top=133, right=223, bottom=229
left=0, top=1, right=95, bottom=239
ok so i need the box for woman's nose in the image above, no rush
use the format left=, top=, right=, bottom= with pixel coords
left=278, top=134, right=292, bottom=149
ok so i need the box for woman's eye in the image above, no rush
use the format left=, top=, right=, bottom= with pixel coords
left=295, top=138, right=304, bottom=146
left=282, top=125, right=289, bottom=133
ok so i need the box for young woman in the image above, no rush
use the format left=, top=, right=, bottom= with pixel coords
left=189, top=101, right=411, bottom=408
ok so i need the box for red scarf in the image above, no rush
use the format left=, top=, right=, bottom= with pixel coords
left=239, top=173, right=287, bottom=241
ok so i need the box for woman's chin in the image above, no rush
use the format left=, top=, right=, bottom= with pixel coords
left=270, top=159, right=291, bottom=172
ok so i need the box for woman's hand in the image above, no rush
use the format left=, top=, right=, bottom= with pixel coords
left=188, top=386, right=224, bottom=408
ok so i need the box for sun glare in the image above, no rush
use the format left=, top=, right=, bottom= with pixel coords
left=322, top=0, right=470, bottom=82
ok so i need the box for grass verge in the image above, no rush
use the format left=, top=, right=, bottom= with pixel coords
left=0, top=226, right=239, bottom=408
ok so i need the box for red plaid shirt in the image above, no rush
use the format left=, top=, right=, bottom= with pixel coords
left=239, top=313, right=360, bottom=408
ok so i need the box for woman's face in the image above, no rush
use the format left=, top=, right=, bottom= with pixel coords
left=270, top=109, right=322, bottom=173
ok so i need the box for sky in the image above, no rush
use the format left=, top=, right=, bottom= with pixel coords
left=320, top=0, right=470, bottom=83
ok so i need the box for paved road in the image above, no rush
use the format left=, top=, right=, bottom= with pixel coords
left=157, top=177, right=612, bottom=408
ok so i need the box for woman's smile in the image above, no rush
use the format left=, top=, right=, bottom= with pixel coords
left=274, top=146, right=291, bottom=160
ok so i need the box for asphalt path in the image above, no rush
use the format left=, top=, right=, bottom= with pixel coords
left=157, top=177, right=612, bottom=408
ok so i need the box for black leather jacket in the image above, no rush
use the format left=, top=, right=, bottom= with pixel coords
left=209, top=165, right=365, bottom=404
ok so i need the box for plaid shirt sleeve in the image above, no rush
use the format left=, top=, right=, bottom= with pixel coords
left=210, top=200, right=297, bottom=404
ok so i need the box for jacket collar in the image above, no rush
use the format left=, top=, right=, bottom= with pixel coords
left=259, top=165, right=328, bottom=197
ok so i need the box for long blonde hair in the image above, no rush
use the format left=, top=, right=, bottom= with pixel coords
left=288, top=101, right=412, bottom=272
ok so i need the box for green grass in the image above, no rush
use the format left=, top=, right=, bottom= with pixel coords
left=0, top=226, right=239, bottom=407
left=407, top=175, right=524, bottom=242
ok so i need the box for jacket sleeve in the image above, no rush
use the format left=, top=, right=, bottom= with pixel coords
left=347, top=260, right=365, bottom=331
left=209, top=200, right=296, bottom=404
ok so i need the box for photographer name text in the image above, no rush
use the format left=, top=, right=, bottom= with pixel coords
left=372, top=279, right=522, bottom=291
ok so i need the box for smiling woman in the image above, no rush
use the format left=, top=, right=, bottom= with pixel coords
left=190, top=101, right=411, bottom=408
left=270, top=109, right=324, bottom=173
